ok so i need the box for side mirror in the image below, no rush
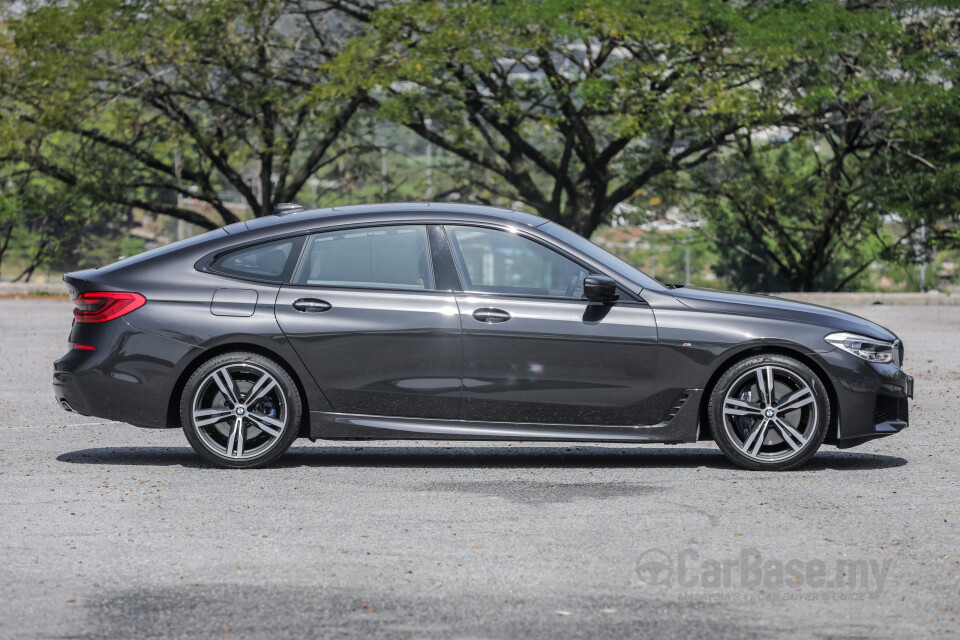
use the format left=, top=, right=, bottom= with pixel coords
left=583, top=275, right=619, bottom=303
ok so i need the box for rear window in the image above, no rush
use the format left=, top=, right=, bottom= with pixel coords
left=211, top=237, right=302, bottom=282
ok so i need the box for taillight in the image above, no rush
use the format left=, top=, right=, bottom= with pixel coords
left=73, top=292, right=146, bottom=323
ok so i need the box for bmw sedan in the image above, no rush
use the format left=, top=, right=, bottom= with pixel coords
left=53, top=203, right=913, bottom=470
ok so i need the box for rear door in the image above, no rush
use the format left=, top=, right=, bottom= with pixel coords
left=443, top=224, right=659, bottom=426
left=275, top=224, right=462, bottom=419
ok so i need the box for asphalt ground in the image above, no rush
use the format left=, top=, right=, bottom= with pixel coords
left=0, top=298, right=957, bottom=639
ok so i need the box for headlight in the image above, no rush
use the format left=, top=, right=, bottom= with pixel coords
left=825, top=332, right=895, bottom=364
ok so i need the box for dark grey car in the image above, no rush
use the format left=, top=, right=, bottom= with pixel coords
left=53, top=203, right=913, bottom=470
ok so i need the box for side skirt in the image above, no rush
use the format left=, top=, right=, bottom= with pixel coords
left=308, top=389, right=702, bottom=444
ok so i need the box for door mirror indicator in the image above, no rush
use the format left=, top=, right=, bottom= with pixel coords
left=583, top=275, right=619, bottom=303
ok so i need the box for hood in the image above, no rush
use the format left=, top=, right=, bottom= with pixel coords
left=667, top=287, right=898, bottom=342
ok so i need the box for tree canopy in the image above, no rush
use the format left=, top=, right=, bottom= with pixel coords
left=1, top=0, right=958, bottom=290
left=689, top=1, right=960, bottom=291
left=332, top=0, right=782, bottom=236
left=1, top=0, right=367, bottom=229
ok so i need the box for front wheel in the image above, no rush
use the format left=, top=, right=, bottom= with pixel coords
left=707, top=354, right=830, bottom=471
left=180, top=352, right=302, bottom=469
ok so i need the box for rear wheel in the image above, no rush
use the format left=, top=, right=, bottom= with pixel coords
left=708, top=354, right=830, bottom=471
left=180, top=352, right=302, bottom=469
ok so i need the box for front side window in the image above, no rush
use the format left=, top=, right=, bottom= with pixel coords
left=445, top=225, right=589, bottom=298
left=294, top=225, right=434, bottom=290
left=211, top=237, right=298, bottom=281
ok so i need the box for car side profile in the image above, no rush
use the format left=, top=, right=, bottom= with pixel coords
left=53, top=203, right=913, bottom=470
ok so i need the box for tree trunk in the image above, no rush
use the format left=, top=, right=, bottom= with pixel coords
left=787, top=267, right=818, bottom=292
left=0, top=224, right=13, bottom=278
left=13, top=240, right=49, bottom=283
left=553, top=199, right=604, bottom=238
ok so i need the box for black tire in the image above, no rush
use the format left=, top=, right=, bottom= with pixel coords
left=707, top=353, right=830, bottom=471
left=179, top=351, right=302, bottom=469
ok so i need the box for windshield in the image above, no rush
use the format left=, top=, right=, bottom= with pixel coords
left=540, top=221, right=665, bottom=291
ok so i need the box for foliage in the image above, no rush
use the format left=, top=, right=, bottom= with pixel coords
left=596, top=225, right=720, bottom=287
left=1, top=0, right=958, bottom=292
left=688, top=1, right=960, bottom=291
left=0, top=167, right=128, bottom=281
left=327, top=0, right=943, bottom=239
left=1, top=0, right=368, bottom=228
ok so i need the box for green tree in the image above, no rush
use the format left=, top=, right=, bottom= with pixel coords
left=0, top=165, right=126, bottom=281
left=329, top=0, right=924, bottom=238
left=0, top=188, right=24, bottom=277
left=1, top=0, right=368, bottom=229
left=690, top=1, right=959, bottom=292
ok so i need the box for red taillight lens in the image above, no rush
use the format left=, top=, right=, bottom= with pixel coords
left=73, top=292, right=146, bottom=323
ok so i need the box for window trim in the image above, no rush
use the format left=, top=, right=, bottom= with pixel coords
left=195, top=219, right=648, bottom=305
left=427, top=224, right=463, bottom=292
left=291, top=223, right=438, bottom=293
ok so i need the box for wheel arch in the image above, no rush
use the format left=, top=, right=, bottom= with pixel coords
left=697, top=344, right=838, bottom=442
left=165, top=342, right=313, bottom=436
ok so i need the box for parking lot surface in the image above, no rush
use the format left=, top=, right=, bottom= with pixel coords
left=1, top=298, right=957, bottom=639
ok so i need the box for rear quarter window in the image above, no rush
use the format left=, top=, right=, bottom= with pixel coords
left=210, top=237, right=304, bottom=282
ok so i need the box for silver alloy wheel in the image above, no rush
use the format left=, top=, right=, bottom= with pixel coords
left=721, top=365, right=818, bottom=463
left=191, top=363, right=288, bottom=460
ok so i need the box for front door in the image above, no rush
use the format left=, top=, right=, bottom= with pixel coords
left=275, top=224, right=461, bottom=419
left=444, top=225, right=659, bottom=426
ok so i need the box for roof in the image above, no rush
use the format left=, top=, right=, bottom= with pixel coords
left=241, top=202, right=549, bottom=233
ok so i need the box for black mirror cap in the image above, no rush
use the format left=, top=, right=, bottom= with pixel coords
left=583, top=275, right=619, bottom=303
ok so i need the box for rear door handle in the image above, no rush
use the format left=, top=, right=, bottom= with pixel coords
left=472, top=308, right=511, bottom=323
left=292, top=298, right=332, bottom=313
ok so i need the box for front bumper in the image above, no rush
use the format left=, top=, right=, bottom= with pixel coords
left=834, top=373, right=913, bottom=449
left=817, top=347, right=914, bottom=448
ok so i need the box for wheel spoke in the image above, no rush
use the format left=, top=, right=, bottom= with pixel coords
left=773, top=417, right=807, bottom=451
left=755, top=366, right=775, bottom=405
left=226, top=417, right=244, bottom=458
left=723, top=398, right=763, bottom=416
left=741, top=418, right=767, bottom=454
left=750, top=419, right=769, bottom=456
left=194, top=407, right=234, bottom=427
left=213, top=368, right=241, bottom=406
left=246, top=412, right=283, bottom=438
left=777, top=387, right=814, bottom=413
left=245, top=373, right=278, bottom=407
left=235, top=419, right=244, bottom=457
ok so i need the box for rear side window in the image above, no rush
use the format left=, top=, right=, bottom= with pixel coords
left=293, top=225, right=434, bottom=290
left=211, top=237, right=301, bottom=282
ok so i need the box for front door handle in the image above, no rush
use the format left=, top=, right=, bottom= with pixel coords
left=472, top=308, right=511, bottom=323
left=292, top=298, right=332, bottom=313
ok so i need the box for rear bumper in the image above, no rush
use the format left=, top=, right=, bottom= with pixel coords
left=53, top=367, right=93, bottom=416
left=53, top=318, right=197, bottom=428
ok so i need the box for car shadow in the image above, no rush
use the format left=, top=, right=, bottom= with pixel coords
left=56, top=444, right=907, bottom=471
